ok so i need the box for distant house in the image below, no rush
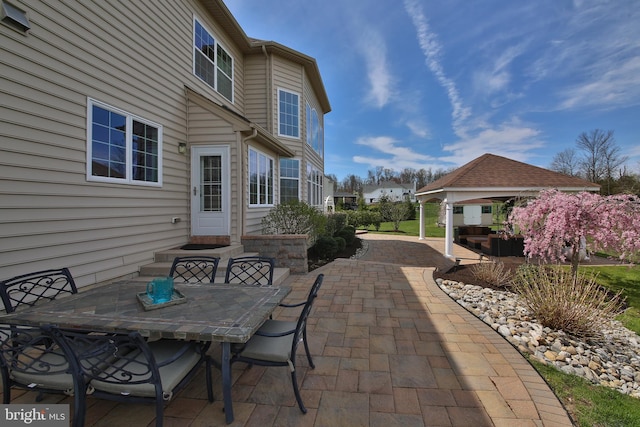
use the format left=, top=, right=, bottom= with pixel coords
left=362, top=182, right=416, bottom=204
left=0, top=0, right=330, bottom=286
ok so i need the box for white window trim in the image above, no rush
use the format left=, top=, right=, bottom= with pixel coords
left=279, top=157, right=300, bottom=203
left=306, top=162, right=323, bottom=208
left=277, top=88, right=300, bottom=139
left=248, top=146, right=275, bottom=207
left=193, top=16, right=234, bottom=103
left=86, top=98, right=162, bottom=187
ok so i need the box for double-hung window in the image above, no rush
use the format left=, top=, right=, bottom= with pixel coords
left=87, top=99, right=162, bottom=186
left=193, top=18, right=234, bottom=102
left=307, top=163, right=323, bottom=207
left=278, top=89, right=299, bottom=138
left=279, top=158, right=300, bottom=203
left=249, top=147, right=274, bottom=206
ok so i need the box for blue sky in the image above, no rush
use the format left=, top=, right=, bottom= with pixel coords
left=226, top=0, right=640, bottom=182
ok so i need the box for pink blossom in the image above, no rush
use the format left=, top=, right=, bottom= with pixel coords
left=508, top=189, right=640, bottom=273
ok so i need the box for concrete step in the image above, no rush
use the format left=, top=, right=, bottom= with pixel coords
left=137, top=243, right=290, bottom=286
left=152, top=244, right=246, bottom=262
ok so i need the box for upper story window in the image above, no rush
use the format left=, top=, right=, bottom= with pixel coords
left=87, top=99, right=162, bottom=186
left=278, top=89, right=299, bottom=138
left=306, top=102, right=323, bottom=158
left=279, top=158, right=300, bottom=203
left=249, top=147, right=274, bottom=206
left=193, top=18, right=234, bottom=102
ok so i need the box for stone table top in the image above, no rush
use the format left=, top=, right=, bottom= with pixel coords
left=0, top=281, right=291, bottom=343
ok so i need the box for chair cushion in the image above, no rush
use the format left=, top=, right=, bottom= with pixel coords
left=258, top=320, right=296, bottom=335
left=89, top=340, right=201, bottom=398
left=240, top=320, right=295, bottom=363
left=11, top=350, right=74, bottom=391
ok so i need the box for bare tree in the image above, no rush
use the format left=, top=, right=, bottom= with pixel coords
left=399, top=168, right=417, bottom=184
left=550, top=148, right=580, bottom=176
left=339, top=174, right=362, bottom=194
left=601, top=143, right=628, bottom=195
left=576, top=129, right=614, bottom=183
left=575, top=129, right=628, bottom=194
left=415, top=168, right=430, bottom=189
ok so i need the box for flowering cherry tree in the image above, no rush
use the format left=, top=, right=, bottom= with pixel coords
left=508, top=189, right=640, bottom=275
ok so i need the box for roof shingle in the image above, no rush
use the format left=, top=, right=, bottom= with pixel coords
left=417, top=153, right=599, bottom=193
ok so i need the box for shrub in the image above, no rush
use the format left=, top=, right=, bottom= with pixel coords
left=334, top=236, right=346, bottom=253
left=512, top=265, right=624, bottom=338
left=310, top=236, right=339, bottom=260
left=261, top=200, right=326, bottom=244
left=336, top=227, right=356, bottom=246
left=471, top=260, right=512, bottom=288
left=369, top=211, right=382, bottom=231
left=326, top=213, right=347, bottom=236
left=404, top=198, right=416, bottom=220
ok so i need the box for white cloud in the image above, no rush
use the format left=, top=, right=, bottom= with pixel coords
left=441, top=122, right=544, bottom=166
left=559, top=56, right=640, bottom=110
left=405, top=119, right=431, bottom=138
left=527, top=1, right=640, bottom=111
left=474, top=44, right=525, bottom=96
left=355, top=27, right=394, bottom=108
left=352, top=136, right=436, bottom=170
left=403, top=0, right=471, bottom=137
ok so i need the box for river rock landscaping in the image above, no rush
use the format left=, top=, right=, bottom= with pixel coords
left=436, top=278, right=640, bottom=398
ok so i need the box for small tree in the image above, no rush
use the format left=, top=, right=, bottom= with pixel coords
left=261, top=200, right=326, bottom=245
left=508, top=189, right=640, bottom=276
left=387, top=203, right=410, bottom=231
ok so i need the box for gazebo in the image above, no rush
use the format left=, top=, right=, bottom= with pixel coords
left=415, top=153, right=600, bottom=259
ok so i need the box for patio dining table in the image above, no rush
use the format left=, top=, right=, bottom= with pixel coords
left=0, top=280, right=291, bottom=424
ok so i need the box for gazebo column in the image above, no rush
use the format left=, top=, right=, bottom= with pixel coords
left=444, top=199, right=454, bottom=259
left=418, top=200, right=425, bottom=240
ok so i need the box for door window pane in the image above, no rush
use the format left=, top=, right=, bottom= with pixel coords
left=200, top=155, right=222, bottom=212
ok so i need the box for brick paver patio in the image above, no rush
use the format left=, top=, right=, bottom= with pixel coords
left=1, top=234, right=574, bottom=426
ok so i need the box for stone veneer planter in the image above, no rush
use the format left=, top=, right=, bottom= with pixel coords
left=241, top=234, right=309, bottom=274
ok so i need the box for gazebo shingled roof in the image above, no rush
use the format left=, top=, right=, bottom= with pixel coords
left=417, top=153, right=599, bottom=194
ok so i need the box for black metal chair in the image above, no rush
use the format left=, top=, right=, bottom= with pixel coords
left=224, top=256, right=275, bottom=286
left=277, top=273, right=323, bottom=359
left=0, top=268, right=77, bottom=313
left=0, top=324, right=75, bottom=405
left=230, top=274, right=323, bottom=413
left=47, top=326, right=214, bottom=427
left=169, top=256, right=219, bottom=283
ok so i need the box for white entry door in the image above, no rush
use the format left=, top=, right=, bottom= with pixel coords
left=191, top=146, right=230, bottom=236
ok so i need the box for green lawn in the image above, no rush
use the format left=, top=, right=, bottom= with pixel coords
left=580, top=265, right=640, bottom=335
left=363, top=203, right=445, bottom=237
left=530, top=358, right=640, bottom=427
left=364, top=218, right=445, bottom=237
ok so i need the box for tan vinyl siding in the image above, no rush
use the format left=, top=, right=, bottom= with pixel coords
left=244, top=54, right=269, bottom=129
left=0, top=0, right=245, bottom=285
